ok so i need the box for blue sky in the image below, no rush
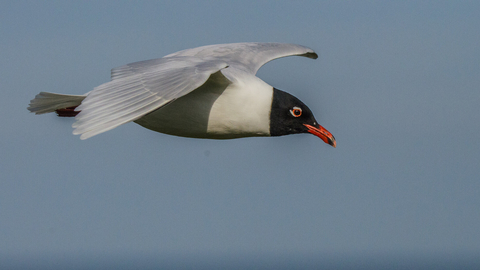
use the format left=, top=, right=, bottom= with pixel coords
left=1, top=0, right=479, bottom=267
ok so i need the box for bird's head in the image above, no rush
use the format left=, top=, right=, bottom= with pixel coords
left=270, top=88, right=336, bottom=147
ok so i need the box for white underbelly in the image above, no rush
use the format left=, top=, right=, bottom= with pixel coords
left=134, top=74, right=273, bottom=139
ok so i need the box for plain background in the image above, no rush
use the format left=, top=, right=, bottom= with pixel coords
left=1, top=1, right=479, bottom=268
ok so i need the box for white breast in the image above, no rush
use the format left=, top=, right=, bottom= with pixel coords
left=134, top=71, right=273, bottom=139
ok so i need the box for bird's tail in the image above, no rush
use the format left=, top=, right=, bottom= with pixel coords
left=27, top=92, right=86, bottom=117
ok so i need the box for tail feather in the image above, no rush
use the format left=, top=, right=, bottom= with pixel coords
left=27, top=92, right=86, bottom=115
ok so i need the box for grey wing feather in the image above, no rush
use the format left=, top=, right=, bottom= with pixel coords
left=164, top=42, right=318, bottom=74
left=73, top=57, right=229, bottom=139
left=111, top=57, right=181, bottom=81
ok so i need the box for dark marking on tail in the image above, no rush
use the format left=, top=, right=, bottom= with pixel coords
left=56, top=106, right=80, bottom=117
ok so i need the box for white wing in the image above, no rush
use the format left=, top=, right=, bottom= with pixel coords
left=73, top=57, right=228, bottom=139
left=164, top=42, right=318, bottom=74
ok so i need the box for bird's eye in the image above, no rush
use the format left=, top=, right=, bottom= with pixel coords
left=290, top=107, right=302, bottom=117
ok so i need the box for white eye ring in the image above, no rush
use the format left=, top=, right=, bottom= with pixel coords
left=290, top=106, right=302, bottom=117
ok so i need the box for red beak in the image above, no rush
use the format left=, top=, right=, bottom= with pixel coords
left=304, top=124, right=336, bottom=148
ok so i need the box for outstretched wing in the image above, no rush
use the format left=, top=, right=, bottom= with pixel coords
left=165, top=42, right=318, bottom=74
left=73, top=57, right=228, bottom=140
